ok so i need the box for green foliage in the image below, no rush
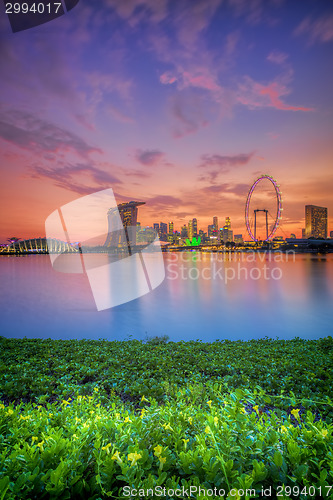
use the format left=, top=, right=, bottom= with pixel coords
left=144, top=335, right=170, bottom=346
left=0, top=337, right=332, bottom=499
left=185, top=236, right=201, bottom=246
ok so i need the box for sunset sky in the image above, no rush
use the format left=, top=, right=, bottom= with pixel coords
left=0, top=0, right=333, bottom=242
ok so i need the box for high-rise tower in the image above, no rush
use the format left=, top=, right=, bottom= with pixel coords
left=305, top=205, right=327, bottom=238
left=192, top=218, right=198, bottom=236
left=105, top=201, right=145, bottom=247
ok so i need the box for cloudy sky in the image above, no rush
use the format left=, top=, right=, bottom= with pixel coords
left=0, top=0, right=333, bottom=241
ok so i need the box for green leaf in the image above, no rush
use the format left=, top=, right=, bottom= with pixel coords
left=273, top=451, right=283, bottom=467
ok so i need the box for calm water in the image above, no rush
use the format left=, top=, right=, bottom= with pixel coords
left=0, top=252, right=332, bottom=341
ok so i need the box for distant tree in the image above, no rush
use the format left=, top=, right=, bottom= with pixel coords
left=226, top=241, right=235, bottom=248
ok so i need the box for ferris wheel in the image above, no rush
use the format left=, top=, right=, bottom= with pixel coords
left=245, top=175, right=282, bottom=241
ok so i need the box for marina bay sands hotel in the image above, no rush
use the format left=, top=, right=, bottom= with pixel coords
left=104, top=201, right=145, bottom=247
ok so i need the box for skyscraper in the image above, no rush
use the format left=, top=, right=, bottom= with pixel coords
left=225, top=217, right=231, bottom=229
left=159, top=222, right=168, bottom=241
left=192, top=218, right=198, bottom=236
left=305, top=205, right=327, bottom=238
left=222, top=228, right=233, bottom=243
left=105, top=201, right=145, bottom=246
left=168, top=222, right=174, bottom=243
left=213, top=216, right=218, bottom=230
left=188, top=220, right=193, bottom=240
left=160, top=223, right=167, bottom=234
left=181, top=225, right=188, bottom=238
left=208, top=224, right=215, bottom=237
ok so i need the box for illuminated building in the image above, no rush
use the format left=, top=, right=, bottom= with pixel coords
left=181, top=225, right=188, bottom=238
left=192, top=218, right=198, bottom=236
left=105, top=201, right=145, bottom=246
left=220, top=216, right=233, bottom=243
left=208, top=224, right=215, bottom=237
left=159, top=223, right=168, bottom=241
left=153, top=223, right=159, bottom=233
left=168, top=222, right=174, bottom=243
left=234, top=234, right=243, bottom=244
left=213, top=216, right=218, bottom=230
left=222, top=228, right=233, bottom=243
left=188, top=220, right=193, bottom=240
left=305, top=205, right=327, bottom=238
left=137, top=226, right=156, bottom=244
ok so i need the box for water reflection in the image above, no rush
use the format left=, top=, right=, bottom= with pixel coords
left=0, top=253, right=332, bottom=341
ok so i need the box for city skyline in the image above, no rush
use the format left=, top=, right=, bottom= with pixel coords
left=1, top=200, right=331, bottom=245
left=1, top=0, right=333, bottom=242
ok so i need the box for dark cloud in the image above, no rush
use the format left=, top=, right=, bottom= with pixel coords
left=0, top=109, right=100, bottom=157
left=31, top=163, right=121, bottom=195
left=199, top=152, right=255, bottom=169
left=145, top=194, right=182, bottom=208
left=135, top=149, right=165, bottom=166
left=198, top=152, right=254, bottom=183
left=124, top=169, right=152, bottom=178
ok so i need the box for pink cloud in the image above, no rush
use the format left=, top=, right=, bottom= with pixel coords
left=160, top=72, right=177, bottom=85
left=104, top=0, right=168, bottom=26
left=107, top=105, right=134, bottom=124
left=181, top=70, right=221, bottom=93
left=160, top=67, right=221, bottom=93
left=294, top=14, right=333, bottom=44
left=173, top=0, right=222, bottom=47
left=267, top=51, right=288, bottom=65
left=237, top=76, right=314, bottom=112
left=259, top=83, right=313, bottom=111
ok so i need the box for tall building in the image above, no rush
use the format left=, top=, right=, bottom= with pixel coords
left=188, top=220, right=193, bottom=240
left=153, top=223, right=159, bottom=233
left=221, top=228, right=233, bottom=243
left=213, top=216, right=218, bottom=231
left=105, top=201, right=145, bottom=246
left=305, top=205, right=327, bottom=238
left=168, top=222, right=174, bottom=243
left=208, top=224, right=215, bottom=237
left=181, top=225, right=188, bottom=238
left=159, top=222, right=168, bottom=241
left=330, top=231, right=333, bottom=239
left=302, top=228, right=306, bottom=238
left=192, top=218, right=198, bottom=236
left=225, top=217, right=231, bottom=229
